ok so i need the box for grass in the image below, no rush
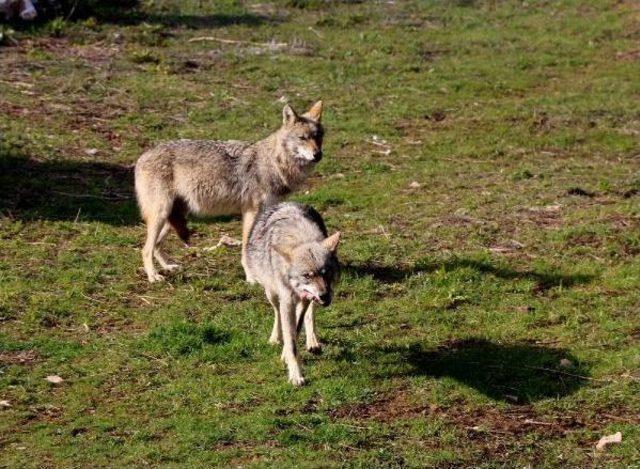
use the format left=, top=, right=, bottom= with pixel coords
left=1, top=0, right=639, bottom=466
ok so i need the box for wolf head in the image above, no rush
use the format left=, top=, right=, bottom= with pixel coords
left=279, top=101, right=324, bottom=165
left=277, top=231, right=340, bottom=306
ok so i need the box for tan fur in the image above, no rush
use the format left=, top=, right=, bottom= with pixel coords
left=246, top=202, right=340, bottom=385
left=134, top=101, right=324, bottom=282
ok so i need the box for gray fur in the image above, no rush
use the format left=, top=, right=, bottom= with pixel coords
left=246, top=202, right=340, bottom=386
left=134, top=101, right=324, bottom=283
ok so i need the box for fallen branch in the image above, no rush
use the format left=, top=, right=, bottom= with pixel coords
left=50, top=190, right=131, bottom=201
left=522, top=365, right=611, bottom=383
left=188, top=36, right=288, bottom=47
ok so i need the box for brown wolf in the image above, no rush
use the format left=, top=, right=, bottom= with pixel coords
left=245, top=202, right=340, bottom=385
left=134, top=101, right=324, bottom=282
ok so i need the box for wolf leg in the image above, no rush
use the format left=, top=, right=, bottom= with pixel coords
left=304, top=302, right=322, bottom=354
left=241, top=207, right=257, bottom=284
left=295, top=300, right=310, bottom=335
left=266, top=290, right=282, bottom=345
left=154, top=223, right=180, bottom=272
left=279, top=294, right=304, bottom=386
left=143, top=214, right=168, bottom=283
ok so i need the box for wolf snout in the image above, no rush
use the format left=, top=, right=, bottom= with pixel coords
left=313, top=150, right=323, bottom=162
left=318, top=292, right=332, bottom=306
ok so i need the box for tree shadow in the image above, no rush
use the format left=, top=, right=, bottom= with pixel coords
left=343, top=257, right=595, bottom=292
left=0, top=154, right=137, bottom=225
left=373, top=338, right=589, bottom=403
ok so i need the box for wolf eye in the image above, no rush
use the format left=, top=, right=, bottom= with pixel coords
left=303, top=272, right=313, bottom=279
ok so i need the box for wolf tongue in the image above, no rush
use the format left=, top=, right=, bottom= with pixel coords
left=301, top=290, right=318, bottom=301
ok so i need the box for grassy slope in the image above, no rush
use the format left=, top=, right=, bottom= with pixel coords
left=1, top=0, right=639, bottom=466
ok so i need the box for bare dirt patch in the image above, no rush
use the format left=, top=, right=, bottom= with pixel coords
left=0, top=349, right=40, bottom=366
left=329, top=389, right=640, bottom=449
left=518, top=205, right=563, bottom=228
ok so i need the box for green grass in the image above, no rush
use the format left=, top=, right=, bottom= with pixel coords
left=1, top=0, right=640, bottom=466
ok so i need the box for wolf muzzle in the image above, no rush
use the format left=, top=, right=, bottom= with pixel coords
left=318, top=292, right=332, bottom=306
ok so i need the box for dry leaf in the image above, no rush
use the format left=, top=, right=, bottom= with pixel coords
left=45, top=375, right=64, bottom=384
left=409, top=181, right=421, bottom=189
left=596, top=432, right=622, bottom=451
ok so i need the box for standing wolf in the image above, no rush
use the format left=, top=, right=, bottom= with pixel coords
left=246, top=202, right=340, bottom=386
left=134, top=101, right=324, bottom=283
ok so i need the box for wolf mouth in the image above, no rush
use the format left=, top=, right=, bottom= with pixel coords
left=300, top=288, right=320, bottom=303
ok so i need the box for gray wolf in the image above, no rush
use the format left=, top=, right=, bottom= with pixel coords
left=134, top=100, right=324, bottom=283
left=245, top=202, right=340, bottom=386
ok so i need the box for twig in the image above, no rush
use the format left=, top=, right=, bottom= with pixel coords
left=65, top=0, right=80, bottom=20
left=294, top=422, right=312, bottom=432
left=80, top=292, right=103, bottom=303
left=308, top=26, right=324, bottom=38
left=333, top=422, right=370, bottom=430
left=50, top=190, right=130, bottom=201
left=522, top=365, right=611, bottom=383
left=188, top=36, right=287, bottom=47
left=600, top=413, right=640, bottom=424
left=137, top=353, right=169, bottom=367
left=523, top=418, right=554, bottom=426
left=137, top=296, right=151, bottom=305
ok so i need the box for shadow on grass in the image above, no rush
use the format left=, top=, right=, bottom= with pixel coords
left=0, top=155, right=137, bottom=225
left=137, top=12, right=267, bottom=29
left=144, top=321, right=231, bottom=356
left=0, top=153, right=247, bottom=226
left=7, top=0, right=271, bottom=29
left=344, top=257, right=595, bottom=292
left=373, top=338, right=589, bottom=403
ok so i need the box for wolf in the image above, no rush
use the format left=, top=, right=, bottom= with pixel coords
left=245, top=201, right=340, bottom=386
left=134, top=101, right=324, bottom=283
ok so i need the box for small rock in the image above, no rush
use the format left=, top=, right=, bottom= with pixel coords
left=408, top=181, right=421, bottom=189
left=85, top=148, right=99, bottom=156
left=504, top=394, right=519, bottom=403
left=0, top=400, right=11, bottom=408
left=559, top=358, right=573, bottom=368
left=596, top=432, right=622, bottom=451
left=45, top=375, right=64, bottom=384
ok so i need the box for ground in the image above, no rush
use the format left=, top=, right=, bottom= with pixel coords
left=1, top=0, right=639, bottom=466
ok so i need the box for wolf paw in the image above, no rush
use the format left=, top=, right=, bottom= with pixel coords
left=163, top=263, right=181, bottom=272
left=288, top=375, right=306, bottom=387
left=307, top=343, right=323, bottom=355
left=148, top=273, right=165, bottom=283
left=269, top=335, right=283, bottom=346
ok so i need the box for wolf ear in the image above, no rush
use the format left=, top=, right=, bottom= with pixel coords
left=273, top=243, right=293, bottom=262
left=282, top=104, right=298, bottom=126
left=322, top=231, right=340, bottom=253
left=303, top=100, right=323, bottom=122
